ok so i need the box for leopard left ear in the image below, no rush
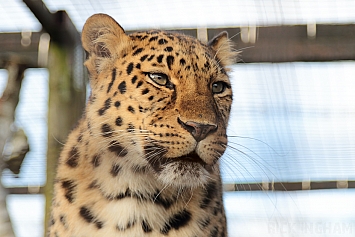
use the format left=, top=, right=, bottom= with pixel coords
left=208, top=32, right=238, bottom=67
left=81, top=14, right=132, bottom=79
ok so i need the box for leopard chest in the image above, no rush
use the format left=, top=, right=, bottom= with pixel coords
left=50, top=128, right=226, bottom=236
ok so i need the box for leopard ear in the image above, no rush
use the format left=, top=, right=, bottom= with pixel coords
left=208, top=32, right=237, bottom=67
left=81, top=14, right=131, bottom=78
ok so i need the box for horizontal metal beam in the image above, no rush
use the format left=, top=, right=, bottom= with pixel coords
left=0, top=32, right=42, bottom=69
left=223, top=180, right=355, bottom=192
left=209, top=24, right=355, bottom=62
left=7, top=186, right=44, bottom=195
left=5, top=180, right=355, bottom=194
left=1, top=24, right=355, bottom=69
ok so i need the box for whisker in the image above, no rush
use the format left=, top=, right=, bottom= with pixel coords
left=153, top=183, right=170, bottom=203
left=227, top=141, right=276, bottom=170
left=225, top=144, right=275, bottom=181
left=228, top=135, right=285, bottom=156
left=183, top=189, right=194, bottom=209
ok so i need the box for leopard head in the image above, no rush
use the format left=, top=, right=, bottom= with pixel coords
left=81, top=14, right=237, bottom=189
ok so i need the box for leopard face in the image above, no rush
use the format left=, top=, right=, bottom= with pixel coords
left=82, top=14, right=236, bottom=189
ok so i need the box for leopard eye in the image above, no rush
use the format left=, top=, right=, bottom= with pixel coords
left=148, top=73, right=168, bottom=86
left=212, top=81, right=228, bottom=94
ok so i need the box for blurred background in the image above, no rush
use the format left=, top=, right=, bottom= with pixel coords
left=1, top=0, right=355, bottom=236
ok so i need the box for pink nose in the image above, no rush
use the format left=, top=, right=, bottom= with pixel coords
left=178, top=118, right=217, bottom=142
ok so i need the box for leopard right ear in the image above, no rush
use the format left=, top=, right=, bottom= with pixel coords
left=81, top=14, right=131, bottom=78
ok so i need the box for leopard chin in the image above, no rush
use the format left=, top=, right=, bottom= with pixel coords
left=157, top=161, right=211, bottom=189
left=148, top=152, right=214, bottom=189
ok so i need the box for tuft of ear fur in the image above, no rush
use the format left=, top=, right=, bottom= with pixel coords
left=208, top=32, right=238, bottom=67
left=81, top=14, right=132, bottom=79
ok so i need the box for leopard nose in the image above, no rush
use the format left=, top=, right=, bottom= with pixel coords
left=178, top=118, right=217, bottom=142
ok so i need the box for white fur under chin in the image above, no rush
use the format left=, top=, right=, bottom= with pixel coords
left=157, top=161, right=210, bottom=189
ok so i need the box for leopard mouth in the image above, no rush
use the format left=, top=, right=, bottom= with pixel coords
left=147, top=151, right=208, bottom=173
left=173, top=152, right=207, bottom=165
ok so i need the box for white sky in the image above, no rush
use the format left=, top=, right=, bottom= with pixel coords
left=1, top=0, right=355, bottom=32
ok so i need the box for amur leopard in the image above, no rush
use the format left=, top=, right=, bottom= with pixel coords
left=49, top=13, right=237, bottom=237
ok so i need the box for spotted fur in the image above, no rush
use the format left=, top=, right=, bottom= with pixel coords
left=48, top=13, right=237, bottom=237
